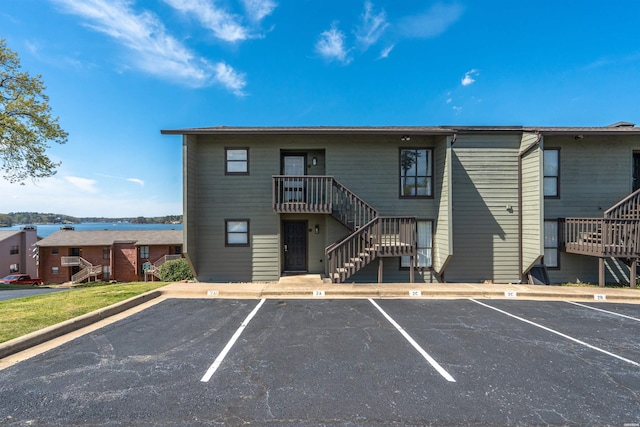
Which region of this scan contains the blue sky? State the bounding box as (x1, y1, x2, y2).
(2, 0, 640, 218)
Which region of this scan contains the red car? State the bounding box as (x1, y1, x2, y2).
(0, 274, 43, 286)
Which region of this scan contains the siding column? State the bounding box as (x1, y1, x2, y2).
(631, 259, 637, 289)
(378, 259, 383, 284)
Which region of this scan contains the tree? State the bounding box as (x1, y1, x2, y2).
(0, 39, 67, 183)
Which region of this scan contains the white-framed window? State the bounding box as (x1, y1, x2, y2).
(226, 220, 250, 246)
(544, 149, 560, 198)
(401, 220, 433, 268)
(226, 148, 249, 174)
(544, 220, 559, 268)
(52, 266, 59, 274)
(10, 263, 19, 273)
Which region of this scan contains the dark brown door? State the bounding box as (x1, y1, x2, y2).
(283, 221, 307, 272)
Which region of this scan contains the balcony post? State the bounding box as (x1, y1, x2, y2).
(599, 257, 605, 287)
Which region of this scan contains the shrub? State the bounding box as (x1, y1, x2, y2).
(157, 258, 194, 282)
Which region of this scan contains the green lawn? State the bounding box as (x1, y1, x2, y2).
(0, 282, 168, 343)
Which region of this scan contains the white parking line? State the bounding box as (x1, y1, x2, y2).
(201, 298, 266, 383)
(470, 299, 640, 367)
(566, 301, 640, 322)
(368, 298, 456, 382)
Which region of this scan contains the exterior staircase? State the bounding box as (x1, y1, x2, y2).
(564, 189, 640, 286)
(61, 256, 102, 283)
(273, 176, 416, 283)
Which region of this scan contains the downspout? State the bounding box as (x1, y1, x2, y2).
(518, 132, 542, 283)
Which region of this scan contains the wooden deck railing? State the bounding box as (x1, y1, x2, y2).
(564, 218, 640, 257)
(273, 176, 377, 230)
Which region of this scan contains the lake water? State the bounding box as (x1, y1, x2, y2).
(3, 222, 183, 238)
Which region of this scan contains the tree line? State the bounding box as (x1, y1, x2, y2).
(0, 212, 182, 227)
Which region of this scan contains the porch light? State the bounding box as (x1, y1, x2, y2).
(401, 135, 411, 141)
(315, 224, 320, 234)
(312, 157, 317, 165)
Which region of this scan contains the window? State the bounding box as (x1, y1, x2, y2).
(51, 248, 59, 255)
(52, 267, 59, 275)
(400, 148, 433, 197)
(102, 265, 111, 279)
(9, 245, 18, 255)
(544, 149, 559, 197)
(174, 246, 182, 255)
(401, 220, 433, 268)
(226, 148, 249, 174)
(103, 247, 110, 260)
(140, 246, 149, 259)
(544, 220, 559, 268)
(10, 264, 19, 273)
(226, 220, 250, 246)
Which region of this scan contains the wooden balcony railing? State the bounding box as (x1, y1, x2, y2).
(273, 176, 333, 213)
(273, 176, 377, 230)
(564, 218, 640, 257)
(605, 188, 640, 219)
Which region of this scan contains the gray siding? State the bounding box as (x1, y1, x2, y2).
(520, 132, 543, 274)
(446, 134, 521, 283)
(183, 135, 199, 275)
(433, 136, 452, 275)
(544, 134, 640, 284)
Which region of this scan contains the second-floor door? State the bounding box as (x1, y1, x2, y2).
(282, 154, 306, 202)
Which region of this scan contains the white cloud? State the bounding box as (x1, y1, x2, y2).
(378, 44, 394, 59)
(398, 3, 464, 39)
(162, 0, 249, 42)
(126, 178, 145, 186)
(65, 176, 99, 193)
(51, 0, 247, 94)
(355, 1, 389, 51)
(0, 176, 179, 217)
(214, 62, 247, 96)
(315, 23, 351, 64)
(240, 0, 277, 22)
(461, 69, 478, 86)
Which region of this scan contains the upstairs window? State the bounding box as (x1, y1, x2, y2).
(226, 148, 249, 174)
(9, 245, 18, 255)
(544, 149, 560, 198)
(400, 148, 433, 197)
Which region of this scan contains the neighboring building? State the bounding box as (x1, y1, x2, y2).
(161, 123, 640, 286)
(0, 227, 39, 278)
(37, 229, 183, 284)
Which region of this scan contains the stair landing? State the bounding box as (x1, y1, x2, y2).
(278, 274, 331, 285)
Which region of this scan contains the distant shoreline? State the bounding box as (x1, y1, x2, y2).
(2, 222, 183, 238)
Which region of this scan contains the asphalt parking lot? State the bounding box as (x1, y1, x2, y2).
(1, 298, 639, 426)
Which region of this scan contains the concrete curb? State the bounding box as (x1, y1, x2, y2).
(0, 290, 162, 359)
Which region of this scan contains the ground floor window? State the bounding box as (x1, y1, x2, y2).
(140, 246, 149, 259)
(9, 263, 19, 273)
(401, 220, 433, 268)
(544, 220, 559, 268)
(226, 219, 250, 246)
(103, 265, 111, 279)
(52, 266, 59, 274)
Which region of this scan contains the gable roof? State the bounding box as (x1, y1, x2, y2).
(37, 230, 183, 247)
(0, 230, 22, 242)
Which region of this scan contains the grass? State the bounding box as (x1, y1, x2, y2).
(0, 281, 168, 344)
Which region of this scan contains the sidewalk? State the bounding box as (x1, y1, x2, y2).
(161, 280, 640, 302)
